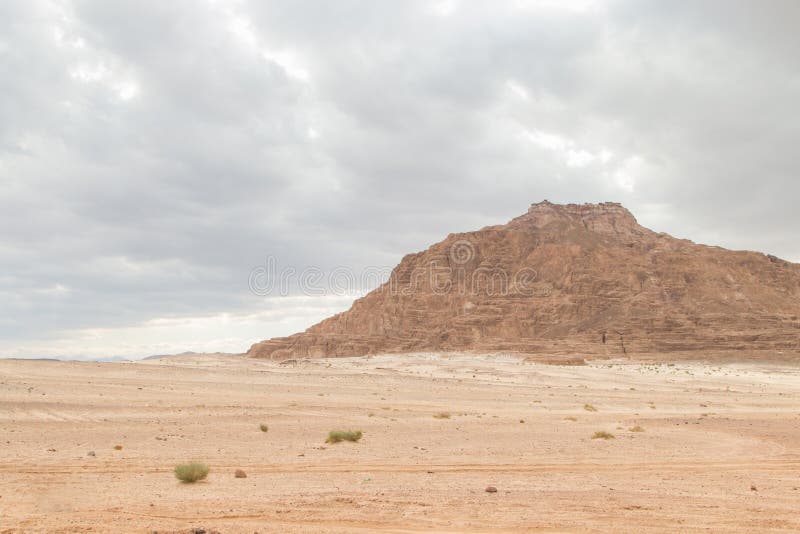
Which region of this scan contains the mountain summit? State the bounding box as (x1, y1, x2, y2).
(248, 201, 800, 360)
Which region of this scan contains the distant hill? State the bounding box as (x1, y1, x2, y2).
(142, 351, 241, 361)
(142, 351, 199, 360)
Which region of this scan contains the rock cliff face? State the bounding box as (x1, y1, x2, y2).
(248, 201, 800, 360)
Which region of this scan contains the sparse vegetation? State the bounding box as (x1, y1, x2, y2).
(433, 412, 451, 419)
(591, 431, 615, 440)
(326, 430, 363, 443)
(259, 423, 269, 432)
(174, 462, 209, 483)
(113, 445, 123, 450)
(564, 416, 577, 421)
(629, 425, 645, 432)
(583, 404, 598, 412)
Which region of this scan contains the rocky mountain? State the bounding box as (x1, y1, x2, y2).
(248, 201, 800, 360)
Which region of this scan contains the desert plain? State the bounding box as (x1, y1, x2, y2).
(1, 353, 800, 533)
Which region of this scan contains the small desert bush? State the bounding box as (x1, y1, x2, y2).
(591, 431, 615, 440)
(326, 430, 363, 443)
(629, 425, 645, 432)
(259, 423, 268, 432)
(113, 445, 123, 450)
(564, 416, 577, 422)
(174, 462, 209, 483)
(583, 404, 598, 412)
(433, 412, 451, 419)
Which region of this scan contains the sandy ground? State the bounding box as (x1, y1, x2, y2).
(1, 353, 800, 533)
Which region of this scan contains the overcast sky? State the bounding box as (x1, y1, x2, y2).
(1, 0, 798, 359)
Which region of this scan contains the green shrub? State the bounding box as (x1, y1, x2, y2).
(325, 430, 362, 443)
(174, 462, 209, 483)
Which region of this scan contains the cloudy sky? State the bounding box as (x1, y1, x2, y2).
(1, 0, 798, 359)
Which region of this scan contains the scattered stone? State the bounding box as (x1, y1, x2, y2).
(235, 469, 247, 478)
(485, 486, 498, 493)
(750, 485, 758, 492)
(87, 451, 96, 457)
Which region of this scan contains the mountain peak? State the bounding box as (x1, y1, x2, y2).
(509, 200, 644, 236)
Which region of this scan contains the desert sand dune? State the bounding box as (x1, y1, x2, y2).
(1, 353, 800, 532)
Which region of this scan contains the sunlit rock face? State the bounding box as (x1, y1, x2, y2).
(248, 201, 800, 360)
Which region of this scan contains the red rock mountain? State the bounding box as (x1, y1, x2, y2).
(248, 201, 800, 360)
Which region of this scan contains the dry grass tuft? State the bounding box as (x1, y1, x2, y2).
(591, 431, 615, 440)
(433, 412, 451, 419)
(583, 404, 598, 412)
(174, 462, 209, 483)
(259, 424, 268, 432)
(326, 430, 363, 443)
(629, 425, 645, 432)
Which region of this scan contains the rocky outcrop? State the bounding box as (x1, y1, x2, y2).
(248, 201, 800, 360)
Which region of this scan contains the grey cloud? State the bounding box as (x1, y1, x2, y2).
(1, 0, 798, 357)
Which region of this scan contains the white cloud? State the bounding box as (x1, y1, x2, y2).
(69, 62, 110, 82)
(608, 155, 646, 193)
(69, 62, 140, 101)
(514, 0, 601, 13)
(1, 295, 355, 360)
(262, 50, 311, 82)
(522, 128, 609, 169)
(505, 79, 530, 101)
(430, 0, 460, 17)
(225, 8, 310, 82)
(34, 284, 71, 296)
